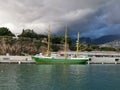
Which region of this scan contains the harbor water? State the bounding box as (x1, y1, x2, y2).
(0, 64, 120, 90)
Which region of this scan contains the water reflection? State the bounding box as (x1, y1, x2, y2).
(0, 64, 120, 90)
(0, 64, 19, 90)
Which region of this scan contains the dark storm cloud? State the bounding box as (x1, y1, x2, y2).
(0, 0, 119, 38)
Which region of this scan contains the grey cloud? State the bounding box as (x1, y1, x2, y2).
(0, 0, 119, 38)
(79, 0, 120, 38)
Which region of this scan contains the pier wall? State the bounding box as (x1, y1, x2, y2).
(88, 57, 120, 64)
(0, 55, 35, 64)
(0, 55, 120, 64)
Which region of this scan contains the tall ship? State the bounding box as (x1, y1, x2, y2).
(32, 25, 89, 64)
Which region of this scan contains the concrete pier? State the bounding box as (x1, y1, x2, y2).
(87, 57, 120, 64)
(57, 51, 120, 64)
(0, 55, 35, 64)
(0, 55, 120, 64)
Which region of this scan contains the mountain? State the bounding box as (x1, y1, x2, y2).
(80, 37, 93, 44)
(76, 35, 120, 46)
(72, 37, 92, 44)
(100, 40, 120, 48)
(93, 35, 120, 44)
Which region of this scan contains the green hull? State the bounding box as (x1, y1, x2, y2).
(32, 57, 88, 64)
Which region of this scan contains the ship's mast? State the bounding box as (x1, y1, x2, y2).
(64, 25, 67, 59)
(76, 32, 80, 58)
(47, 24, 51, 56)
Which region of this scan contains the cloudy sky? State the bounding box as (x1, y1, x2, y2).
(0, 0, 120, 38)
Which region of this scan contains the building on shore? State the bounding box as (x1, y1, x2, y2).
(57, 51, 120, 57)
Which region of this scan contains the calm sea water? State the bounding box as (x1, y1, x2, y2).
(0, 64, 120, 90)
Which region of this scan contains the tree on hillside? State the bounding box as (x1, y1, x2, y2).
(0, 27, 15, 36)
(69, 44, 76, 51)
(19, 29, 47, 39)
(51, 44, 60, 52)
(19, 29, 38, 38)
(60, 36, 72, 45)
(51, 35, 62, 44)
(100, 46, 116, 51)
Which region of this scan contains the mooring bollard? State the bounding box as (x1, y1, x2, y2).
(102, 62, 104, 64)
(18, 61, 21, 64)
(88, 61, 90, 64)
(115, 59, 119, 64)
(88, 58, 91, 64)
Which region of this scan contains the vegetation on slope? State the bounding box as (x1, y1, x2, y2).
(0, 27, 119, 55)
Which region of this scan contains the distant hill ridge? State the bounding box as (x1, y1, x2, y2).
(78, 35, 120, 45)
(93, 35, 120, 44)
